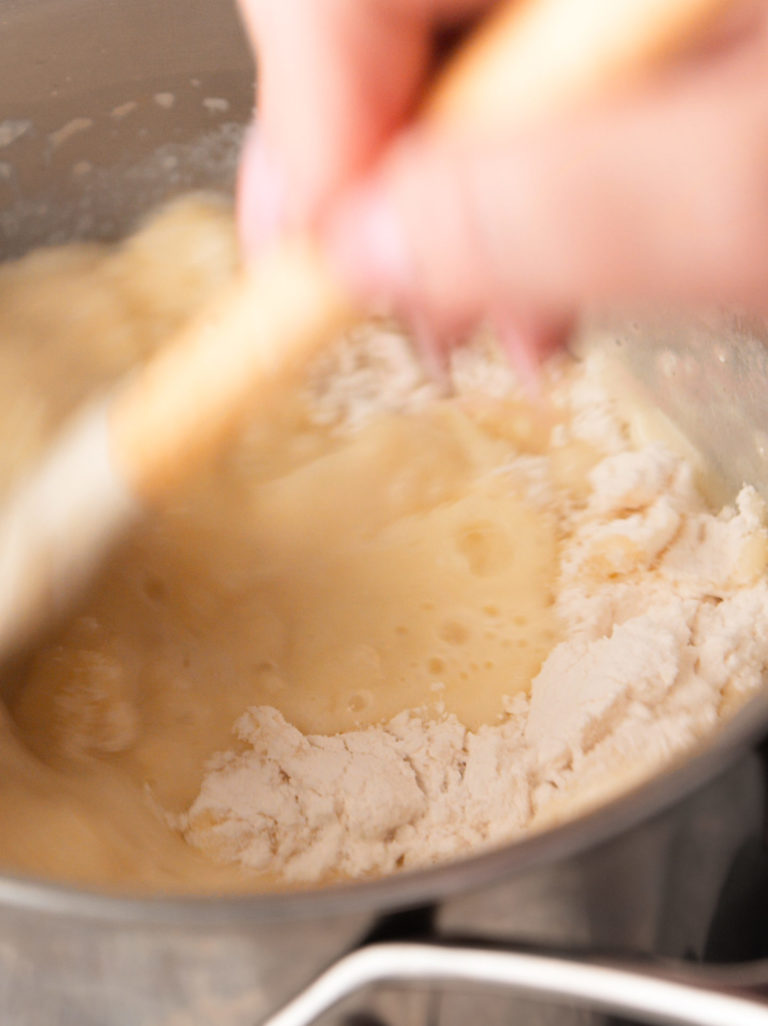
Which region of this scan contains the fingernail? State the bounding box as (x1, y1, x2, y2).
(410, 312, 450, 385)
(237, 128, 285, 259)
(496, 322, 543, 399)
(325, 182, 412, 301)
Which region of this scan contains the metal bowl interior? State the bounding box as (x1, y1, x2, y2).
(1, 0, 768, 927)
(0, 0, 253, 255)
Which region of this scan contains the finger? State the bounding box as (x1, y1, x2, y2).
(494, 315, 573, 394)
(325, 27, 768, 326)
(236, 0, 493, 251)
(237, 0, 469, 218)
(669, 0, 768, 64)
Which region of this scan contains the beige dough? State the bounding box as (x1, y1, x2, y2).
(0, 195, 765, 892)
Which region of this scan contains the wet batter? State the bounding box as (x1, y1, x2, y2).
(0, 196, 573, 890)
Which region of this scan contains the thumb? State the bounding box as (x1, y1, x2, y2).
(323, 39, 768, 330)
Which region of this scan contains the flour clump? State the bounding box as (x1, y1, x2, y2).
(180, 328, 768, 884)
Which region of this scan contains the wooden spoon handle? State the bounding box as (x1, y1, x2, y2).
(428, 0, 733, 133)
(111, 0, 734, 503)
(110, 239, 353, 499)
(0, 0, 735, 666)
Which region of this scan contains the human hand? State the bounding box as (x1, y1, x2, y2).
(237, 0, 768, 369)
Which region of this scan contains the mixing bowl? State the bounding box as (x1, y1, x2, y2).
(3, 2, 768, 1024)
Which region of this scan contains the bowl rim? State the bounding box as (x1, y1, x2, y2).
(0, 687, 765, 927)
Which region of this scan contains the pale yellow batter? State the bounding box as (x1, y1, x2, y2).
(0, 196, 575, 891)
(4, 196, 764, 893)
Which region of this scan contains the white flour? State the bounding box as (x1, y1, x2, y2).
(180, 333, 768, 884)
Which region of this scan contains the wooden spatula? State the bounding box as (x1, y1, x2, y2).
(0, 0, 734, 664)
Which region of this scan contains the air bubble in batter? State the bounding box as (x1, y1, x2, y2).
(255, 661, 284, 694)
(348, 690, 373, 713)
(440, 620, 469, 645)
(455, 523, 506, 576)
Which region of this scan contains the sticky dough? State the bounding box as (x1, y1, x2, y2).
(0, 195, 766, 892)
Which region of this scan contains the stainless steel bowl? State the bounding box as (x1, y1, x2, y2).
(2, 3, 768, 1024)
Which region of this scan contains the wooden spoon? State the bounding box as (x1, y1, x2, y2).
(0, 0, 734, 664)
